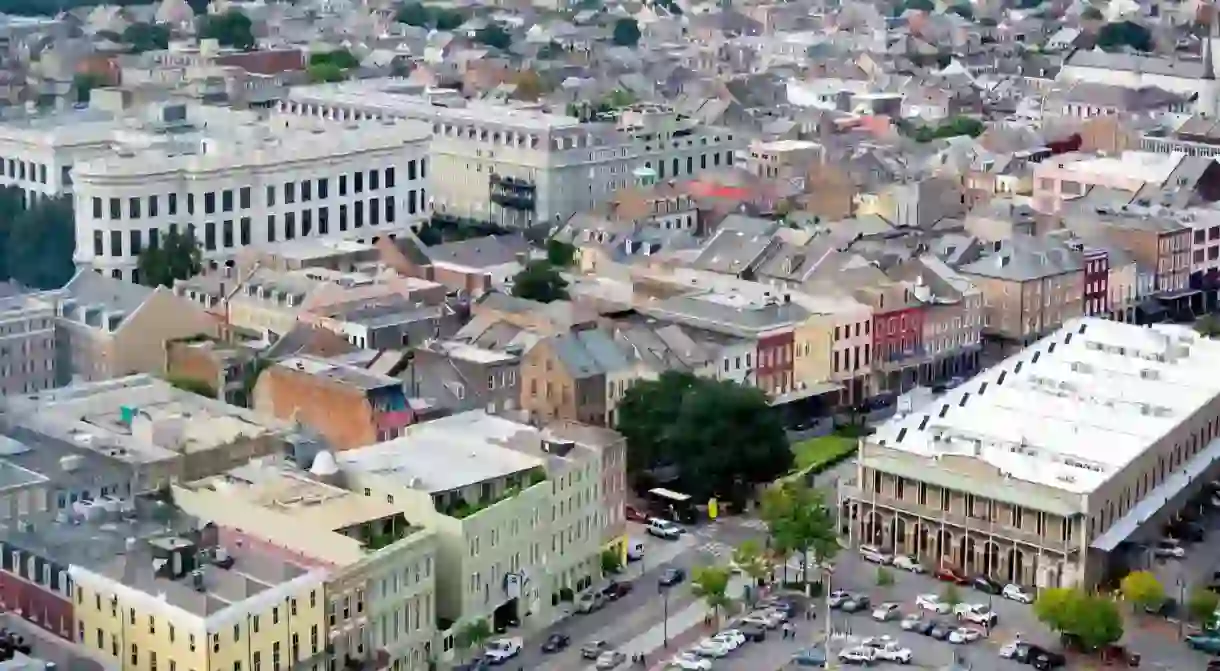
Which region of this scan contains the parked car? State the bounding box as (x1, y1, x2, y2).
(594, 650, 625, 670)
(1002, 583, 1034, 604)
(892, 554, 925, 573)
(759, 597, 798, 617)
(841, 594, 871, 613)
(658, 567, 686, 587)
(1154, 540, 1187, 558)
(742, 609, 785, 628)
(899, 614, 924, 631)
(858, 544, 893, 565)
(871, 603, 901, 622)
(691, 639, 732, 658)
(928, 622, 953, 640)
(933, 566, 969, 584)
(792, 646, 828, 667)
(710, 631, 744, 650)
(668, 652, 712, 670)
(540, 633, 569, 653)
(1031, 650, 1067, 670)
(738, 624, 767, 642)
(971, 575, 1002, 595)
(1188, 634, 1220, 654)
(647, 518, 682, 540)
(601, 580, 632, 600)
(625, 505, 647, 522)
(576, 591, 606, 613)
(838, 647, 876, 666)
(483, 637, 523, 665)
(827, 590, 852, 609)
(916, 594, 952, 614)
(954, 603, 998, 626)
(912, 619, 938, 636)
(948, 627, 982, 644)
(873, 642, 913, 664)
(581, 640, 609, 660)
(999, 641, 1028, 659)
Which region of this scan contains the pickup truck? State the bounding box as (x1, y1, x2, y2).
(483, 637, 523, 665)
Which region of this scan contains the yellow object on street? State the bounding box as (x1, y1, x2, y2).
(708, 498, 718, 519)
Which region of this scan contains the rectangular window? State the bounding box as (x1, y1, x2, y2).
(130, 644, 138, 666)
(339, 204, 348, 231)
(285, 182, 296, 204)
(385, 197, 395, 223)
(92, 197, 103, 219)
(369, 199, 380, 227)
(408, 190, 417, 215)
(130, 230, 143, 255)
(205, 222, 216, 250)
(266, 185, 276, 207)
(149, 195, 158, 218)
(150, 228, 159, 250)
(302, 209, 312, 236)
(109, 198, 121, 220)
(221, 189, 233, 212)
(339, 174, 348, 196)
(285, 212, 295, 239)
(407, 160, 416, 181)
(239, 186, 251, 209)
(267, 214, 276, 242)
(168, 193, 178, 215)
(302, 180, 312, 202)
(110, 231, 122, 257)
(240, 217, 251, 245)
(187, 193, 195, 215)
(354, 200, 364, 228)
(222, 220, 233, 248)
(354, 171, 364, 193)
(204, 192, 216, 215)
(370, 169, 380, 190)
(421, 158, 426, 179)
(386, 167, 396, 188)
(94, 231, 103, 256)
(318, 178, 329, 199)
(319, 207, 329, 234)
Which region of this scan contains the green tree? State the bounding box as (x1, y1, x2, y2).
(511, 260, 568, 303)
(434, 8, 465, 30)
(73, 72, 105, 104)
(1074, 593, 1124, 649)
(454, 619, 492, 661)
(395, 1, 430, 26)
(759, 481, 838, 592)
(1034, 587, 1079, 634)
(199, 10, 255, 50)
(137, 227, 202, 288)
(1197, 314, 1220, 337)
(612, 18, 641, 46)
(309, 48, 359, 69)
(3, 195, 77, 289)
(1097, 20, 1153, 53)
(1119, 571, 1165, 611)
(876, 567, 895, 588)
(691, 565, 733, 624)
(1188, 587, 1220, 623)
(474, 24, 512, 50)
(307, 63, 347, 83)
(941, 584, 962, 609)
(732, 539, 769, 605)
(605, 88, 636, 108)
(601, 548, 622, 574)
(617, 371, 794, 497)
(512, 69, 546, 101)
(122, 22, 170, 52)
(1081, 5, 1104, 20)
(545, 238, 576, 267)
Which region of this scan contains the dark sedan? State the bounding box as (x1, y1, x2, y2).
(659, 567, 686, 587)
(540, 634, 569, 653)
(971, 575, 1002, 595)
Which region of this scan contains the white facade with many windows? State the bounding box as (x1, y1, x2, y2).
(282, 80, 743, 228)
(62, 103, 430, 283)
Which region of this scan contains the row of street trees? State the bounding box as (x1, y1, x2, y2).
(0, 187, 77, 289)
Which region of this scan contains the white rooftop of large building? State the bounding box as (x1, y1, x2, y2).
(873, 318, 1220, 494)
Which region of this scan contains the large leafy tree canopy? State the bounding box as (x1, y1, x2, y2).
(511, 260, 568, 303)
(615, 371, 792, 497)
(137, 228, 202, 288)
(1097, 21, 1153, 53)
(199, 10, 255, 50)
(0, 187, 77, 289)
(760, 481, 839, 571)
(1033, 587, 1124, 649)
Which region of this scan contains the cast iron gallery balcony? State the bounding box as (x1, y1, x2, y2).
(490, 174, 536, 211)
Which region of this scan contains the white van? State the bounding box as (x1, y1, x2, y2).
(626, 540, 645, 561)
(647, 518, 681, 540)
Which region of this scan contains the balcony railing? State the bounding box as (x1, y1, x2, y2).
(490, 174, 537, 212)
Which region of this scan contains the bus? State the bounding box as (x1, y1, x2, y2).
(647, 487, 697, 524)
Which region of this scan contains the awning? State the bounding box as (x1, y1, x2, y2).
(1090, 434, 1220, 552)
(1136, 299, 1167, 317)
(1157, 288, 1202, 300)
(769, 381, 843, 406)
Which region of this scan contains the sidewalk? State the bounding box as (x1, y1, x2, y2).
(618, 600, 710, 669)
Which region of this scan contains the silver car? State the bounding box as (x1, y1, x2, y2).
(594, 650, 626, 670)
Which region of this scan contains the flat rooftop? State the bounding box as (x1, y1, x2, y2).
(336, 412, 545, 493)
(287, 79, 580, 132)
(11, 375, 288, 462)
(871, 318, 1220, 493)
(277, 355, 401, 391)
(425, 340, 518, 365)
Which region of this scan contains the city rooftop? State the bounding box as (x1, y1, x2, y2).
(872, 318, 1220, 493)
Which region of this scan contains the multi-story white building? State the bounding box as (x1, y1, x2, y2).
(0, 108, 125, 204)
(280, 79, 744, 227)
(70, 103, 430, 282)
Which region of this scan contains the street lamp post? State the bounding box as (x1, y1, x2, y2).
(659, 584, 671, 648)
(1177, 576, 1187, 639)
